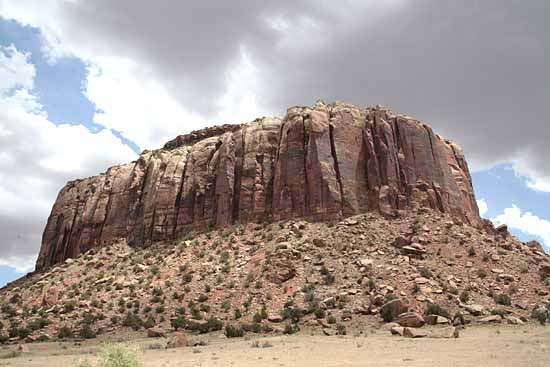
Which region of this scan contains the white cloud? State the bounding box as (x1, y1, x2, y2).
(477, 198, 488, 217)
(0, 44, 35, 93)
(84, 57, 207, 149)
(491, 205, 550, 250)
(0, 44, 137, 273)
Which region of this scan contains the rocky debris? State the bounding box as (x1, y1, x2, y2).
(1, 202, 547, 344)
(390, 326, 405, 336)
(267, 314, 283, 323)
(525, 240, 546, 254)
(394, 312, 425, 328)
(496, 224, 508, 236)
(401, 243, 426, 257)
(166, 333, 188, 348)
(425, 315, 450, 325)
(392, 236, 411, 249)
(429, 326, 459, 339)
(36, 102, 481, 270)
(478, 315, 502, 324)
(403, 327, 429, 338)
(462, 304, 484, 316)
(147, 328, 166, 338)
(504, 316, 524, 325)
(380, 299, 408, 321)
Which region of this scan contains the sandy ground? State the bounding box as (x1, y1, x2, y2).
(1, 325, 549, 367)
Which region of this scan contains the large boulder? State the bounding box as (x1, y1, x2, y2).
(166, 333, 188, 348)
(380, 299, 408, 322)
(394, 312, 425, 328)
(429, 327, 459, 339)
(403, 327, 428, 338)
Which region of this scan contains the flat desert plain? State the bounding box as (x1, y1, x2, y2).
(1, 325, 549, 367)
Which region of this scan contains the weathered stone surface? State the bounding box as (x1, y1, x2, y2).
(147, 328, 166, 338)
(425, 314, 450, 325)
(380, 299, 408, 321)
(429, 326, 459, 338)
(36, 102, 481, 270)
(166, 333, 188, 348)
(403, 327, 428, 338)
(394, 312, 425, 328)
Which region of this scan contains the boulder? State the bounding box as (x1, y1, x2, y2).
(464, 304, 484, 316)
(380, 299, 408, 321)
(429, 326, 459, 339)
(166, 333, 188, 348)
(267, 314, 283, 323)
(147, 328, 166, 338)
(478, 315, 502, 324)
(395, 312, 425, 328)
(425, 314, 450, 325)
(393, 236, 411, 249)
(403, 327, 428, 338)
(390, 326, 405, 336)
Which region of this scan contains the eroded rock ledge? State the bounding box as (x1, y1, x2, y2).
(36, 101, 480, 270)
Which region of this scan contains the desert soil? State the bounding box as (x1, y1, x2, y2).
(1, 325, 549, 367)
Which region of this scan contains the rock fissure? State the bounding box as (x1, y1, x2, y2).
(36, 102, 481, 270)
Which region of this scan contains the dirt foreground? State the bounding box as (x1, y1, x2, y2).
(1, 325, 549, 367)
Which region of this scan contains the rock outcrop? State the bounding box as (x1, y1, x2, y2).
(36, 101, 480, 270)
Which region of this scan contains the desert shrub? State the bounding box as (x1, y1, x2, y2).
(380, 306, 394, 322)
(99, 344, 143, 367)
(224, 324, 245, 338)
(336, 323, 347, 335)
(477, 269, 487, 278)
(79, 325, 96, 339)
(171, 316, 186, 331)
(187, 317, 223, 334)
(419, 267, 433, 279)
(459, 290, 470, 303)
(58, 326, 74, 339)
(425, 303, 450, 319)
(122, 312, 143, 331)
(494, 293, 511, 306)
(283, 323, 298, 335)
(28, 317, 51, 331)
(367, 278, 376, 291)
(0, 335, 8, 344)
(143, 316, 156, 329)
(314, 307, 326, 319)
(327, 315, 337, 324)
(468, 246, 476, 257)
(63, 300, 77, 313)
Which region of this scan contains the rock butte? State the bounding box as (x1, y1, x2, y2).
(36, 101, 480, 270)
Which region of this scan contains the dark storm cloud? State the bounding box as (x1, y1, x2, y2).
(40, 0, 549, 182)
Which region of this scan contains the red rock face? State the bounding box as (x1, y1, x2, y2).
(36, 102, 480, 270)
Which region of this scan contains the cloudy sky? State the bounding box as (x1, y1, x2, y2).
(0, 0, 549, 286)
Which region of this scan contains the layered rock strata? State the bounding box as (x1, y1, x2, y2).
(36, 102, 480, 270)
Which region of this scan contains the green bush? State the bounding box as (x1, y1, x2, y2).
(122, 312, 143, 331)
(58, 326, 74, 339)
(494, 293, 511, 306)
(425, 303, 450, 319)
(98, 344, 143, 367)
(327, 315, 337, 324)
(79, 325, 96, 339)
(336, 323, 347, 335)
(170, 316, 186, 331)
(380, 306, 394, 322)
(419, 267, 433, 279)
(144, 316, 156, 329)
(459, 290, 470, 303)
(224, 324, 245, 338)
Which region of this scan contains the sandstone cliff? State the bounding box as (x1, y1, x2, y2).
(36, 101, 480, 270)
